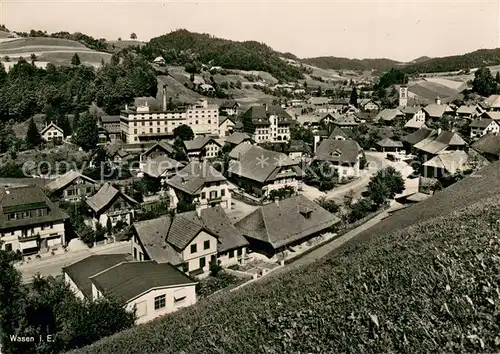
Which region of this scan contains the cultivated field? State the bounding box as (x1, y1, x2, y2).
(0, 36, 112, 66)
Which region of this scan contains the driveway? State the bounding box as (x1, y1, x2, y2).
(19, 241, 131, 283)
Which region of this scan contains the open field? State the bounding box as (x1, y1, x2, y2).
(108, 39, 146, 51)
(0, 36, 111, 66)
(70, 161, 500, 354)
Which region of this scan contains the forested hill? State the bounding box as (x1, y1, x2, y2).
(143, 29, 305, 81)
(301, 56, 401, 71)
(400, 48, 500, 74)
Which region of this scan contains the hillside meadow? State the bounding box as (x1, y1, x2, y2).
(69, 162, 500, 354)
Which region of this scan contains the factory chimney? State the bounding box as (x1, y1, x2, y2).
(162, 85, 167, 111)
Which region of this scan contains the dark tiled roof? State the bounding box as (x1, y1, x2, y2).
(100, 115, 121, 123)
(62, 254, 132, 299)
(0, 185, 69, 229)
(241, 105, 293, 126)
(45, 171, 98, 192)
(220, 100, 239, 109)
(315, 139, 361, 164)
(328, 127, 354, 140)
(142, 156, 185, 178)
(225, 132, 253, 146)
(414, 131, 467, 155)
(401, 127, 436, 145)
(235, 195, 341, 249)
(472, 134, 500, 156)
(168, 162, 227, 195)
(470, 118, 495, 129)
(86, 183, 138, 213)
(90, 261, 197, 302)
(227, 145, 302, 183)
(183, 136, 223, 151)
(142, 141, 175, 158)
(40, 122, 63, 135)
(200, 206, 249, 252)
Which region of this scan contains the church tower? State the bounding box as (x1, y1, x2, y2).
(399, 85, 408, 107)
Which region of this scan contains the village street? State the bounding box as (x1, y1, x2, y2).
(18, 240, 130, 283)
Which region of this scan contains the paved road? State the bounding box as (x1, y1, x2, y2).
(19, 241, 131, 283)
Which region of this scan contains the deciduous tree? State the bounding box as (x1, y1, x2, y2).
(74, 113, 99, 151)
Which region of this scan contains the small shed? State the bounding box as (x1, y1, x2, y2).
(376, 137, 404, 153)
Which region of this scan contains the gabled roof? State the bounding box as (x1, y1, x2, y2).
(40, 122, 63, 135)
(62, 254, 133, 299)
(220, 100, 239, 109)
(308, 97, 330, 105)
(414, 131, 466, 155)
(227, 145, 302, 183)
(183, 136, 223, 152)
(100, 115, 121, 123)
(423, 104, 449, 118)
(86, 183, 138, 214)
(422, 150, 469, 174)
(482, 111, 500, 121)
(241, 105, 293, 125)
(199, 206, 249, 252)
(375, 108, 404, 122)
(401, 127, 436, 145)
(142, 141, 175, 158)
(228, 142, 254, 160)
(472, 133, 500, 156)
(376, 137, 404, 148)
(328, 127, 354, 140)
(0, 185, 69, 229)
(142, 155, 185, 178)
(315, 139, 361, 164)
(235, 195, 341, 249)
(89, 261, 197, 302)
(225, 132, 253, 146)
(218, 115, 236, 126)
(456, 105, 476, 115)
(45, 170, 98, 192)
(167, 161, 226, 195)
(404, 117, 426, 130)
(470, 118, 496, 129)
(485, 94, 500, 109)
(334, 115, 359, 126)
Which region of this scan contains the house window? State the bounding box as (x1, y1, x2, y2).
(237, 248, 243, 257)
(229, 250, 235, 258)
(199, 257, 206, 269)
(201, 192, 206, 199)
(190, 244, 197, 254)
(210, 191, 217, 199)
(133, 248, 137, 259)
(221, 189, 225, 197)
(149, 128, 153, 133)
(5, 243, 12, 251)
(154, 294, 166, 310)
(203, 240, 210, 250)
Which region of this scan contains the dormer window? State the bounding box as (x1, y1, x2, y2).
(298, 205, 312, 218)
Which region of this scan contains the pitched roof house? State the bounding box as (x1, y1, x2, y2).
(45, 171, 99, 201)
(219, 100, 240, 116)
(413, 130, 466, 156)
(485, 94, 500, 111)
(167, 161, 232, 211)
(235, 195, 341, 257)
(333, 115, 359, 128)
(375, 108, 404, 124)
(224, 132, 254, 147)
(376, 137, 404, 152)
(227, 145, 305, 197)
(401, 126, 436, 147)
(140, 141, 175, 164)
(63, 255, 197, 324)
(314, 139, 362, 181)
(421, 150, 470, 178)
(328, 126, 355, 140)
(183, 136, 225, 161)
(0, 185, 69, 255)
(218, 116, 236, 137)
(456, 105, 477, 119)
(142, 155, 185, 180)
(423, 103, 453, 120)
(86, 183, 138, 229)
(471, 133, 500, 161)
(132, 206, 249, 274)
(40, 122, 64, 143)
(469, 118, 500, 138)
(241, 104, 294, 143)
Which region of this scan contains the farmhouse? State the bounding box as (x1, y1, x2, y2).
(328, 126, 355, 140)
(86, 183, 138, 230)
(62, 255, 197, 324)
(219, 100, 240, 116)
(375, 108, 404, 124)
(98, 115, 121, 141)
(218, 116, 236, 137)
(471, 133, 500, 161)
(132, 206, 248, 273)
(45, 170, 99, 202)
(287, 140, 311, 159)
(333, 115, 359, 128)
(227, 145, 305, 197)
(40, 122, 64, 143)
(423, 99, 453, 121)
(421, 150, 470, 178)
(401, 126, 436, 153)
(469, 118, 500, 138)
(167, 161, 232, 211)
(120, 88, 219, 143)
(153, 56, 166, 65)
(139, 141, 175, 171)
(235, 195, 341, 257)
(241, 104, 293, 143)
(224, 132, 254, 147)
(183, 136, 225, 161)
(358, 99, 380, 111)
(0, 185, 68, 255)
(413, 129, 467, 159)
(485, 94, 500, 111)
(376, 137, 404, 153)
(314, 139, 362, 182)
(456, 105, 477, 119)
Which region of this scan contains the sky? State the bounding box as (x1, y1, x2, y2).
(1, 0, 499, 62)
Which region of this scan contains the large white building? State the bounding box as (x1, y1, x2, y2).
(241, 104, 293, 143)
(120, 88, 219, 143)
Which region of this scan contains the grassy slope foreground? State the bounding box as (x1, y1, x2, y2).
(70, 163, 500, 353)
